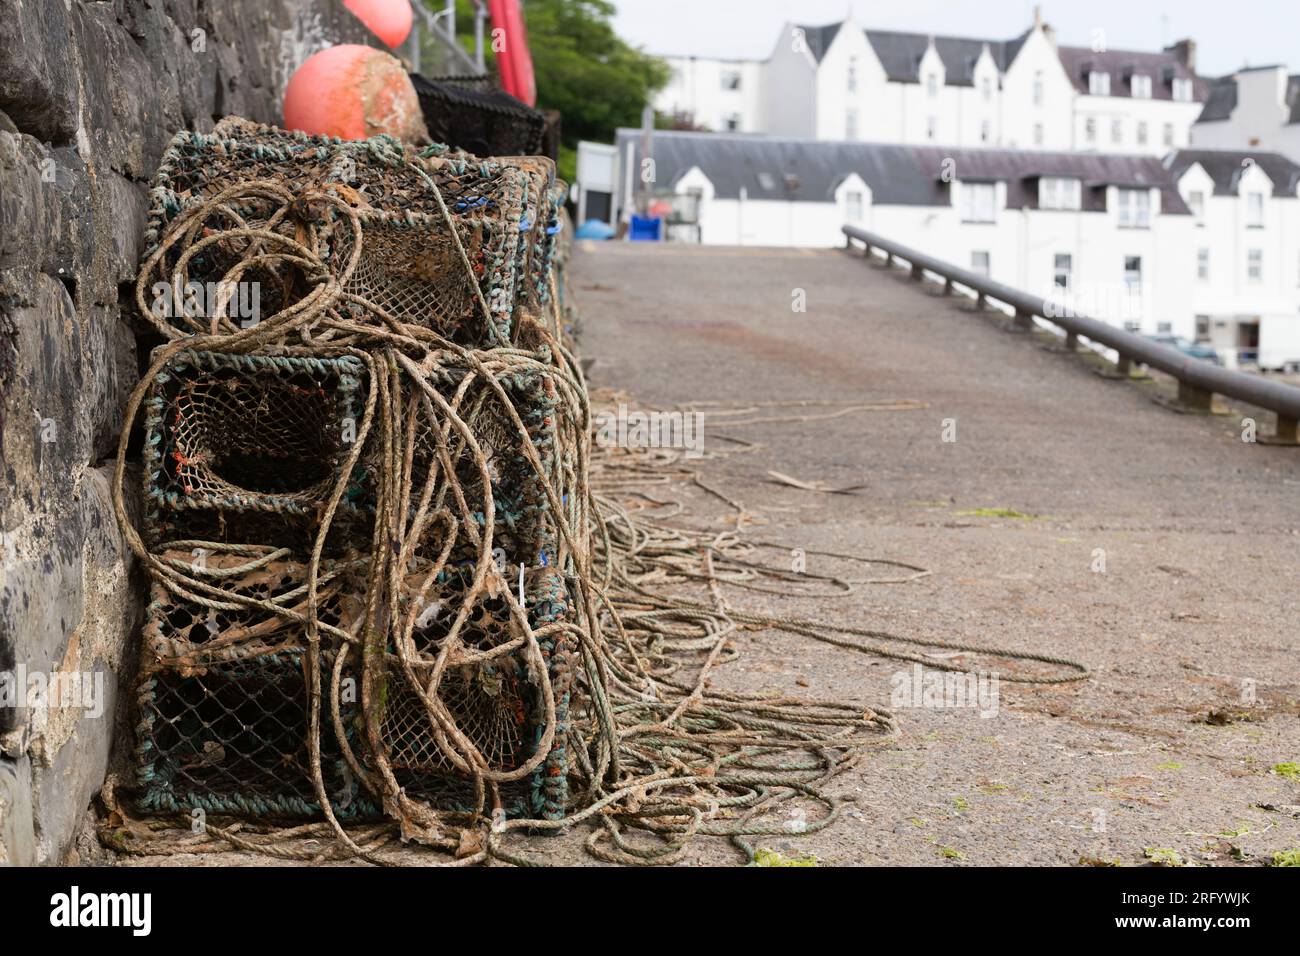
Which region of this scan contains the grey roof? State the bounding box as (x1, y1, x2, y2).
(1056, 46, 1206, 101)
(1193, 72, 1300, 125)
(793, 22, 842, 63)
(1196, 75, 1238, 122)
(1166, 149, 1300, 197)
(862, 28, 1029, 85)
(615, 129, 1193, 214)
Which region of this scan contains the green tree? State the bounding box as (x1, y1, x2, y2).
(433, 0, 668, 181)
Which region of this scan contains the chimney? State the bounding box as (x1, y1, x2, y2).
(1033, 5, 1043, 28)
(1166, 38, 1197, 74)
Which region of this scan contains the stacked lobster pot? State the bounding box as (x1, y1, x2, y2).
(124, 118, 585, 832)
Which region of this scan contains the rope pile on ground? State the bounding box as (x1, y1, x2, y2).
(101, 120, 1088, 866)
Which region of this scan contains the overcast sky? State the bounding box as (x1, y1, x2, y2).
(609, 0, 1297, 78)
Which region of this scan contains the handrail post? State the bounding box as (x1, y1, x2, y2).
(1013, 308, 1034, 332)
(1064, 330, 1078, 351)
(1116, 355, 1133, 378)
(1276, 414, 1299, 444)
(1177, 380, 1214, 412)
(910, 263, 924, 282)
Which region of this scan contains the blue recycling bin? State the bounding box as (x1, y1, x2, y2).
(629, 215, 663, 241)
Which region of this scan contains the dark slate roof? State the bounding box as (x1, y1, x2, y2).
(862, 29, 1029, 85)
(614, 129, 1193, 213)
(1196, 75, 1238, 122)
(1166, 149, 1300, 197)
(1194, 72, 1300, 125)
(1056, 46, 1206, 101)
(793, 22, 842, 63)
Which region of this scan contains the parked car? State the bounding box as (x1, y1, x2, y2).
(1146, 334, 1221, 365)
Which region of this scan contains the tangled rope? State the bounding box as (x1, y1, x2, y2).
(102, 133, 1089, 866)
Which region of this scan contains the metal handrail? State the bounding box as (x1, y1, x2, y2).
(842, 224, 1300, 439)
(406, 0, 482, 76)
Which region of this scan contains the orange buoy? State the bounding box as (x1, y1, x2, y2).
(343, 0, 413, 48)
(283, 45, 428, 142)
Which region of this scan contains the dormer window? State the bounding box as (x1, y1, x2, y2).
(1033, 71, 1044, 106)
(847, 57, 858, 93)
(959, 182, 997, 223)
(1172, 77, 1194, 102)
(1117, 188, 1152, 228)
(927, 73, 939, 96)
(982, 76, 993, 101)
(1089, 71, 1111, 96)
(1131, 74, 1152, 98)
(1039, 177, 1082, 210)
(721, 70, 741, 91)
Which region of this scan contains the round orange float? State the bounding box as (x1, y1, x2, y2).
(283, 45, 428, 142)
(343, 0, 413, 48)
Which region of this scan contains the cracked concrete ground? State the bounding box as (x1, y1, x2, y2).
(566, 240, 1300, 867)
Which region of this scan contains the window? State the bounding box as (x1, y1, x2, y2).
(1089, 71, 1111, 96)
(1173, 77, 1194, 102)
(971, 251, 991, 276)
(1131, 74, 1152, 98)
(725, 113, 741, 131)
(721, 70, 741, 91)
(1054, 253, 1073, 290)
(1197, 248, 1209, 280)
(1040, 177, 1082, 210)
(927, 115, 937, 141)
(1248, 248, 1263, 282)
(927, 73, 939, 97)
(1247, 192, 1264, 227)
(1136, 121, 1148, 146)
(1117, 188, 1151, 228)
(1085, 117, 1096, 144)
(960, 183, 997, 223)
(1033, 71, 1044, 106)
(845, 190, 864, 222)
(1111, 119, 1122, 144)
(982, 76, 992, 101)
(1157, 321, 1172, 334)
(1124, 321, 1141, 332)
(1163, 123, 1174, 147)
(846, 109, 858, 140)
(1124, 255, 1143, 293)
(1033, 123, 1044, 146)
(1188, 190, 1205, 223)
(1195, 315, 1211, 342)
(847, 57, 858, 93)
(980, 119, 991, 144)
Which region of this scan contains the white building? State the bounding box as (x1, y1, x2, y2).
(1190, 66, 1300, 163)
(653, 13, 1205, 155)
(1167, 149, 1300, 369)
(605, 128, 1197, 338)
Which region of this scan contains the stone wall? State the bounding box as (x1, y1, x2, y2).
(0, 0, 385, 865)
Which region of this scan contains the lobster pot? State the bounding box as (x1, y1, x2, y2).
(143, 118, 545, 345)
(141, 350, 370, 551)
(132, 550, 373, 819)
(379, 564, 572, 820)
(386, 365, 575, 818)
(411, 73, 547, 158)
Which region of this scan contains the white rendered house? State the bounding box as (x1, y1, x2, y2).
(1190, 66, 1300, 164)
(651, 12, 1205, 155)
(1167, 149, 1300, 369)
(604, 128, 1201, 343)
